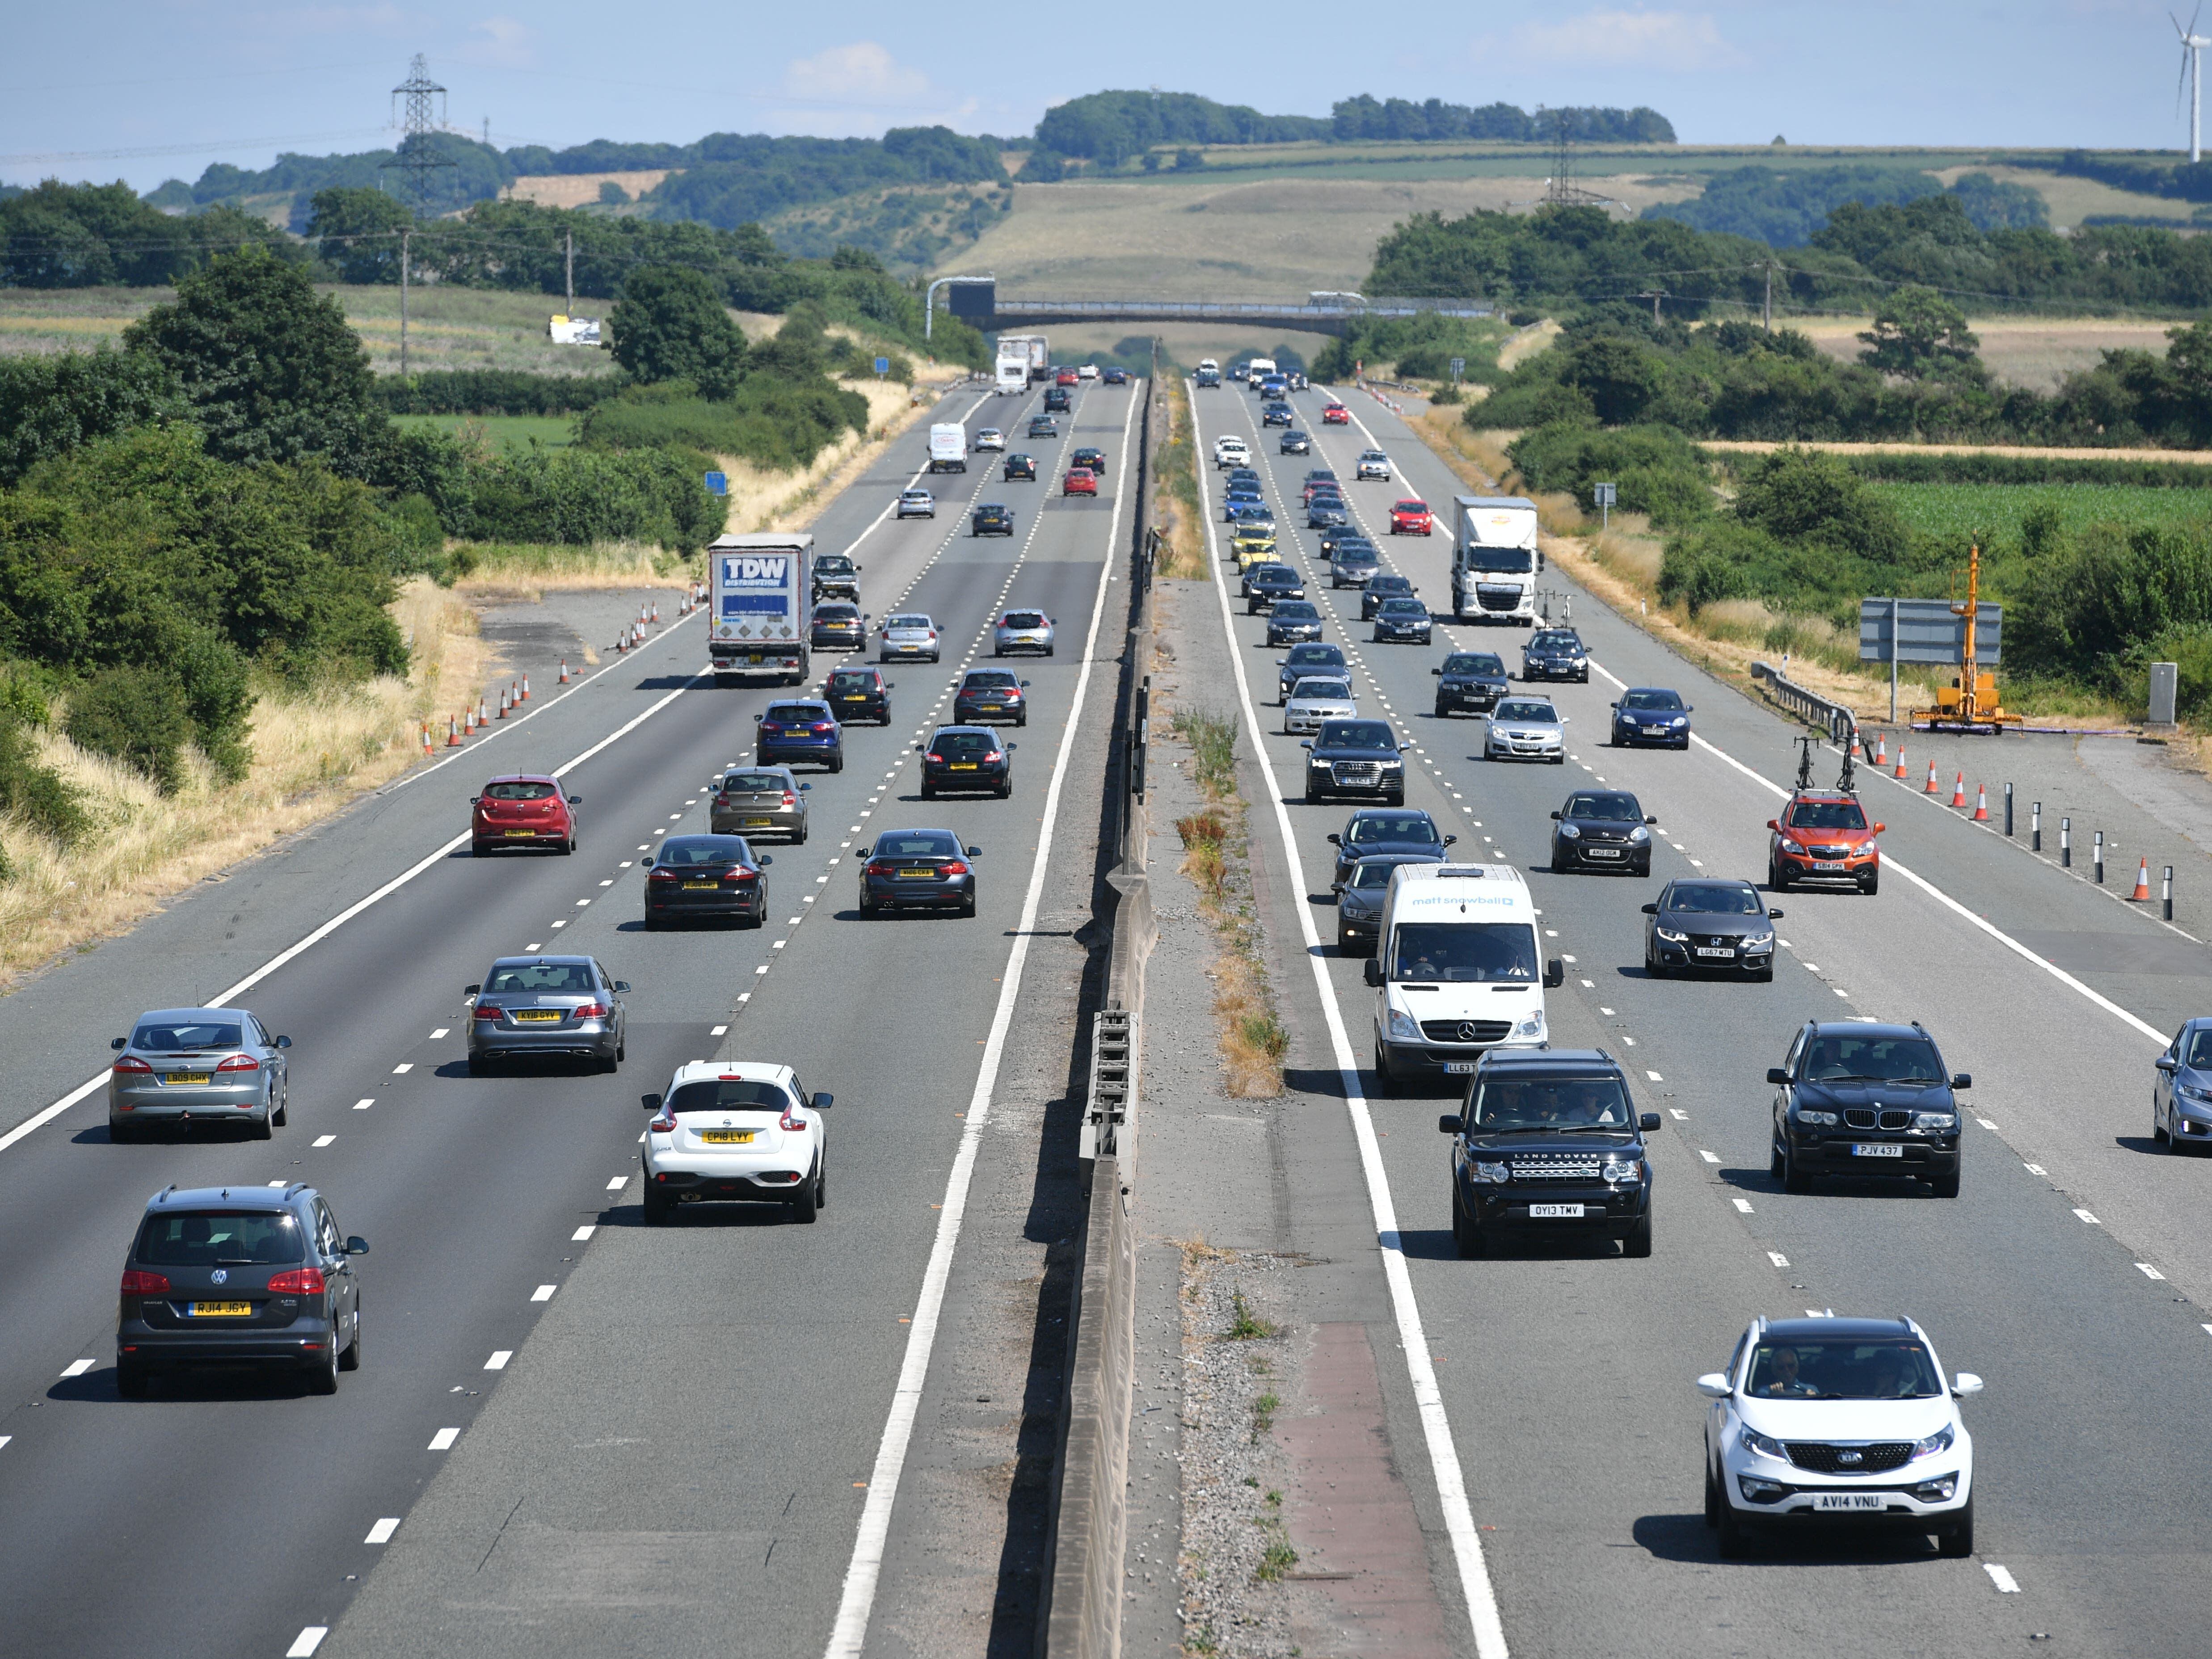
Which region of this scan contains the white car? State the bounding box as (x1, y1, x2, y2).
(641, 1060, 833, 1224)
(973, 429, 1007, 452)
(1213, 437, 1251, 469)
(1076, 363, 1099, 380)
(1701, 1315, 1980, 1558)
(1356, 449, 1392, 481)
(1483, 697, 1566, 763)
(1283, 676, 1358, 735)
(896, 488, 935, 519)
(879, 613, 941, 663)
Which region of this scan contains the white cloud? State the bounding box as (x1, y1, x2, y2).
(767, 41, 982, 135)
(1492, 8, 1746, 71)
(459, 15, 536, 68)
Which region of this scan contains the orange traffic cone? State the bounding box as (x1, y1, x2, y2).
(1874, 734, 1887, 769)
(559, 659, 570, 684)
(1850, 728, 1862, 758)
(1925, 759, 1941, 794)
(463, 708, 474, 736)
(2132, 858, 2152, 901)
(1972, 785, 1989, 821)
(497, 688, 508, 720)
(1950, 771, 1968, 809)
(477, 697, 488, 727)
(519, 675, 530, 702)
(447, 715, 460, 747)
(650, 601, 660, 624)
(1894, 743, 1907, 779)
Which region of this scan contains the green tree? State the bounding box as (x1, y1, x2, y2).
(1728, 445, 1912, 564)
(1858, 286, 1980, 379)
(124, 246, 380, 464)
(65, 664, 193, 794)
(1559, 334, 1667, 425)
(607, 264, 747, 396)
(0, 346, 184, 486)
(306, 187, 415, 284)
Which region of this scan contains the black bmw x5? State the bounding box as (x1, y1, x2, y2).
(1768, 1021, 1969, 1197)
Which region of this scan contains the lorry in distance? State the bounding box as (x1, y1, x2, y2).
(997, 334, 1049, 382)
(928, 423, 968, 472)
(708, 534, 813, 686)
(1451, 497, 1542, 626)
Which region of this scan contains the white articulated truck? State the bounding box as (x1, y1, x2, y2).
(997, 334, 1049, 383)
(927, 422, 968, 472)
(708, 533, 811, 686)
(1452, 496, 1543, 626)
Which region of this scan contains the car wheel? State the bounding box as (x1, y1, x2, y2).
(1704, 1461, 1721, 1529)
(1371, 1041, 1396, 1095)
(1770, 1136, 1786, 1180)
(339, 1308, 362, 1371)
(1769, 862, 1791, 893)
(560, 837, 575, 855)
(1929, 1169, 1961, 1199)
(273, 1090, 287, 1128)
(116, 1360, 150, 1399)
(252, 1107, 274, 1141)
(643, 1183, 673, 1226)
(1623, 1212, 1653, 1258)
(1754, 964, 1774, 983)
(468, 1054, 489, 1077)
(828, 755, 843, 774)
(305, 1335, 340, 1396)
(1860, 872, 1880, 897)
(1433, 703, 1449, 719)
(997, 780, 1012, 799)
(1047, 646, 1055, 657)
(1647, 948, 1667, 980)
(1549, 754, 1565, 765)
(1451, 1183, 1484, 1258)
(1782, 1138, 1812, 1195)
(1017, 712, 1028, 727)
(920, 784, 935, 800)
(643, 914, 661, 931)
(1715, 1490, 1748, 1558)
(790, 1162, 820, 1224)
(814, 1159, 828, 1209)
(960, 892, 977, 919)
(472, 841, 491, 858)
(1938, 1501, 1975, 1558)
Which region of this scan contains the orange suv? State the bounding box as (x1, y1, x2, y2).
(1767, 790, 1881, 895)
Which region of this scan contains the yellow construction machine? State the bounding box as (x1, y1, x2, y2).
(1911, 543, 2021, 734)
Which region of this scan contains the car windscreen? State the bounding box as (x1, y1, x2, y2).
(934, 731, 996, 754)
(876, 832, 959, 858)
(1287, 645, 1344, 665)
(1565, 793, 1640, 822)
(660, 837, 750, 867)
(1378, 598, 1426, 616)
(1316, 722, 1395, 751)
(1272, 602, 1319, 619)
(132, 1021, 244, 1051)
(826, 671, 876, 691)
(1394, 501, 1428, 513)
(1469, 1075, 1630, 1129)
(1746, 1339, 1942, 1400)
(764, 704, 824, 723)
(1466, 548, 1534, 573)
(1291, 678, 1351, 701)
(136, 1210, 304, 1267)
(1621, 689, 1683, 710)
(483, 781, 556, 801)
(1666, 883, 1762, 915)
(1494, 701, 1559, 723)
(814, 558, 854, 573)
(966, 671, 1019, 688)
(1392, 921, 1538, 983)
(814, 604, 858, 619)
(486, 962, 595, 994)
(1801, 1034, 1945, 1084)
(667, 1079, 793, 1116)
(1368, 576, 1411, 592)
(1349, 813, 1437, 845)
(721, 772, 787, 792)
(1443, 654, 1505, 675)
(885, 615, 931, 631)
(1347, 860, 1410, 889)
(1531, 632, 1581, 651)
(1002, 612, 1045, 627)
(1787, 801, 1868, 830)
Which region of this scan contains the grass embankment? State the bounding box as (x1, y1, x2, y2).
(1153, 374, 1208, 580)
(717, 375, 940, 535)
(389, 413, 577, 451)
(1170, 708, 1287, 1097)
(0, 579, 490, 989)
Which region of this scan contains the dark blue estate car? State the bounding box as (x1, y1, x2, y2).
(754, 699, 844, 772)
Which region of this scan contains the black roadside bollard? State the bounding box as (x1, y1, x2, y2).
(2094, 830, 2105, 884)
(2004, 782, 2014, 838)
(2032, 800, 2043, 852)
(2166, 866, 2176, 922)
(2061, 816, 2071, 868)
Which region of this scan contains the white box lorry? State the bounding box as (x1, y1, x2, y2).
(928, 423, 968, 473)
(997, 334, 1049, 383)
(994, 355, 1029, 395)
(1451, 496, 1542, 626)
(708, 533, 812, 686)
(1365, 862, 1563, 1086)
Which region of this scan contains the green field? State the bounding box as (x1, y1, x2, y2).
(389, 413, 577, 450)
(1870, 481, 2212, 541)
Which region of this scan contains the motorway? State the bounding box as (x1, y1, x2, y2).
(0, 375, 1138, 1658)
(1182, 377, 2212, 1655)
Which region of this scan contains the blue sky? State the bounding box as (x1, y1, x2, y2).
(5, 1, 2208, 193)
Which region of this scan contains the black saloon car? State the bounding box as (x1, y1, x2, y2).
(1521, 627, 1590, 683)
(1244, 564, 1307, 612)
(1278, 642, 1349, 701)
(953, 668, 1029, 726)
(1279, 429, 1312, 454)
(1302, 718, 1405, 804)
(1360, 573, 1417, 619)
(1768, 1021, 1968, 1196)
(1265, 600, 1326, 646)
(1336, 853, 1434, 954)
(1440, 1049, 1658, 1257)
(822, 664, 891, 726)
(1003, 453, 1038, 482)
(859, 828, 982, 917)
(809, 554, 861, 603)
(1027, 416, 1058, 439)
(754, 700, 843, 772)
(1643, 878, 1778, 976)
(973, 502, 1015, 537)
(1071, 446, 1106, 474)
(1551, 789, 1657, 876)
(1610, 686, 1692, 748)
(809, 601, 866, 650)
(1372, 596, 1433, 644)
(644, 834, 770, 928)
(1043, 386, 1072, 412)
(1433, 650, 1509, 717)
(1329, 808, 1452, 889)
(918, 725, 1014, 799)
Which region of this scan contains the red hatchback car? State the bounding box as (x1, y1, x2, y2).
(472, 774, 579, 855)
(1322, 403, 1351, 425)
(1063, 469, 1098, 496)
(1056, 367, 1079, 387)
(1390, 498, 1434, 535)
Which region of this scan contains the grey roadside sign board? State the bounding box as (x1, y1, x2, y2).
(1859, 597, 2001, 665)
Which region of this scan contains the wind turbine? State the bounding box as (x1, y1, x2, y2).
(2178, 7, 2211, 164)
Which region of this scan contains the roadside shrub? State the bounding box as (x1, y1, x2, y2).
(0, 708, 85, 844)
(1508, 421, 1714, 528)
(458, 444, 721, 552)
(65, 665, 192, 794)
(373, 370, 619, 417)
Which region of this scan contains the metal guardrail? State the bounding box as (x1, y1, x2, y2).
(1751, 661, 1859, 748)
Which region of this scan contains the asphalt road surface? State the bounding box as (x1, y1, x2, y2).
(0, 375, 1137, 1659)
(1184, 378, 2212, 1657)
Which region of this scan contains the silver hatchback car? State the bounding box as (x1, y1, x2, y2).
(993, 608, 1057, 657)
(466, 956, 629, 1074)
(1284, 675, 1359, 735)
(711, 764, 811, 842)
(110, 1007, 292, 1141)
(880, 613, 941, 663)
(896, 488, 935, 519)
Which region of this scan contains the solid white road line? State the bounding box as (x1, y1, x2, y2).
(1187, 383, 1511, 1659)
(823, 382, 1139, 1659)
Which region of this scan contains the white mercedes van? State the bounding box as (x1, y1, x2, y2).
(1364, 863, 1563, 1088)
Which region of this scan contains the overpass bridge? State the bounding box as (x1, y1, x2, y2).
(930, 278, 1492, 339)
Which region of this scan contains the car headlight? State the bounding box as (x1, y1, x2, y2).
(1629, 825, 1650, 843)
(1465, 1159, 1509, 1183)
(1914, 1111, 1958, 1131)
(1738, 1426, 1789, 1462)
(1601, 1155, 1642, 1183)
(1910, 1423, 1955, 1461)
(1654, 925, 1687, 943)
(1742, 930, 1774, 948)
(1557, 823, 1581, 839)
(1514, 1010, 1544, 1038)
(1795, 1107, 1840, 1126)
(1380, 758, 1403, 771)
(1386, 1008, 1420, 1040)
(2177, 1081, 2212, 1103)
(1671, 716, 1688, 727)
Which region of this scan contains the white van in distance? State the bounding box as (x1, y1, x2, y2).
(1365, 863, 1563, 1088)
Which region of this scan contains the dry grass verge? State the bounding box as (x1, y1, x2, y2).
(720, 375, 952, 536)
(448, 539, 698, 601)
(1154, 373, 1209, 581)
(0, 578, 489, 990)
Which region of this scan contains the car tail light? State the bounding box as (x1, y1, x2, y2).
(649, 1109, 678, 1133)
(1004, 688, 1022, 699)
(760, 723, 781, 734)
(473, 1004, 503, 1020)
(943, 861, 969, 877)
(866, 860, 895, 877)
(267, 1267, 325, 1296)
(811, 722, 834, 733)
(925, 752, 942, 763)
(215, 1053, 260, 1073)
(780, 1105, 806, 1132)
(781, 792, 796, 806)
(113, 1055, 153, 1074)
(573, 1002, 609, 1019)
(120, 1270, 169, 1296)
(727, 868, 758, 884)
(648, 867, 679, 883)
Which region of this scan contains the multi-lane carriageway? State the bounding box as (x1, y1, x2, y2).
(1184, 379, 2212, 1656)
(0, 375, 1136, 1658)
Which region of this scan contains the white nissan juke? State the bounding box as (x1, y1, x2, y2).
(1701, 1315, 1981, 1558)
(641, 1061, 832, 1225)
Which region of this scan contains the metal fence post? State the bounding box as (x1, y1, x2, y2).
(2094, 830, 2105, 884)
(2003, 782, 2014, 838)
(2060, 816, 2071, 868)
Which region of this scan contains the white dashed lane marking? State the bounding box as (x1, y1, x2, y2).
(60, 1359, 93, 1378)
(531, 1284, 557, 1301)
(429, 1427, 460, 1451)
(365, 1518, 400, 1544)
(485, 1351, 512, 1370)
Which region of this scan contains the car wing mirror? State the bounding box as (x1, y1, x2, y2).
(914, 744, 924, 752)
(1550, 810, 1562, 820)
(1438, 1113, 1463, 1134)
(1953, 1373, 1984, 1396)
(1765, 819, 1779, 831)
(345, 1235, 370, 1255)
(754, 713, 764, 721)
(641, 1093, 661, 1112)
(1432, 667, 1442, 676)
(465, 983, 482, 997)
(112, 1036, 127, 1050)
(800, 782, 813, 790)
(1443, 835, 1457, 846)
(1326, 834, 1341, 845)
(1543, 958, 1564, 989)
(1300, 740, 1313, 750)
(1766, 1067, 1791, 1086)
(1766, 908, 1784, 920)
(965, 845, 983, 859)
(1951, 1073, 1972, 1090)
(812, 1092, 834, 1111)
(274, 1035, 292, 1049)
(1640, 903, 1658, 915)
(469, 796, 482, 806)
(568, 796, 582, 805)
(2156, 1056, 2178, 1072)
(1020, 681, 1030, 688)
(1645, 815, 1659, 825)
(1639, 1112, 1662, 1132)
(757, 854, 772, 866)
(1695, 1373, 1732, 1401)
(611, 980, 631, 993)
(1363, 959, 1384, 988)
(1873, 823, 1887, 834)
(1006, 743, 1017, 751)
